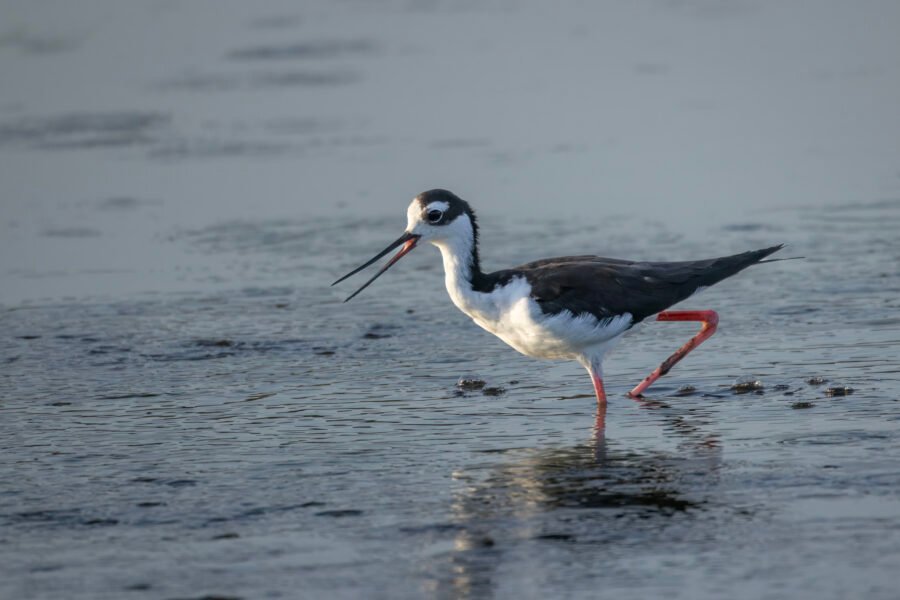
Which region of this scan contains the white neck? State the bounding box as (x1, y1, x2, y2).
(429, 217, 478, 312)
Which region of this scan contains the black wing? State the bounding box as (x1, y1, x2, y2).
(495, 245, 783, 324)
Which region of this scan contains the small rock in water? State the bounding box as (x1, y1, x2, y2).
(791, 401, 815, 409)
(481, 386, 506, 397)
(773, 383, 791, 391)
(807, 376, 828, 386)
(824, 386, 854, 397)
(731, 379, 764, 394)
(675, 385, 697, 396)
(457, 378, 486, 391)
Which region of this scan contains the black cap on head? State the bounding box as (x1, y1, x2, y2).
(414, 189, 475, 227)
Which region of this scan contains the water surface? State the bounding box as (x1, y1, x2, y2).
(2, 1, 900, 598)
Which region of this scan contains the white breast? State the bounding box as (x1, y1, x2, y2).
(433, 239, 632, 360)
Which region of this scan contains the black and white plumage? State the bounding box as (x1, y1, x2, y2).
(333, 189, 784, 404)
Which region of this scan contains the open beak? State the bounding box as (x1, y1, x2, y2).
(332, 231, 420, 302)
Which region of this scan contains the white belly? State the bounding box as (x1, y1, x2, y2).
(449, 275, 633, 360)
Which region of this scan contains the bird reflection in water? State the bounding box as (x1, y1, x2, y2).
(420, 400, 723, 598)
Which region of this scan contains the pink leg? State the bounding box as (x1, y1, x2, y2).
(590, 368, 608, 434)
(628, 310, 719, 398)
(589, 367, 607, 405)
(594, 401, 607, 438)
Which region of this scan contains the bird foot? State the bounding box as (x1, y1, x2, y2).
(628, 310, 719, 398)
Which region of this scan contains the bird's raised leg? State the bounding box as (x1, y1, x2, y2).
(628, 310, 719, 398)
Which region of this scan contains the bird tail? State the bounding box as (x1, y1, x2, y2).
(691, 244, 792, 288)
(753, 244, 804, 263)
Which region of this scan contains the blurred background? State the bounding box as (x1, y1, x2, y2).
(2, 0, 898, 304)
(2, 2, 900, 599)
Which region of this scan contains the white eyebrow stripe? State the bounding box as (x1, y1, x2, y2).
(426, 201, 450, 213)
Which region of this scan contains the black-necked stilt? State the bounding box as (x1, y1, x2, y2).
(333, 189, 786, 405)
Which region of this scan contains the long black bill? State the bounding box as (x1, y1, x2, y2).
(332, 231, 420, 302)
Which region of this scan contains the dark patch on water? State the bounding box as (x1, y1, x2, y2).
(140, 338, 308, 362)
(400, 522, 464, 534)
(264, 116, 346, 136)
(779, 431, 889, 446)
(82, 518, 119, 526)
(430, 138, 491, 149)
(167, 595, 243, 600)
(633, 62, 670, 75)
(227, 39, 376, 61)
(155, 72, 241, 93)
(0, 29, 82, 55)
(8, 509, 118, 529)
(315, 509, 364, 518)
(481, 386, 506, 397)
(722, 222, 775, 232)
(157, 69, 360, 93)
(148, 138, 292, 160)
(96, 196, 161, 211)
(41, 227, 102, 238)
(791, 401, 815, 409)
(212, 532, 240, 540)
(252, 69, 361, 88)
(97, 392, 160, 400)
(362, 324, 398, 339)
(165, 480, 197, 488)
(770, 305, 820, 315)
(0, 111, 169, 150)
(248, 15, 303, 30)
(29, 564, 64, 573)
(535, 532, 576, 541)
(88, 345, 131, 355)
(807, 376, 828, 385)
(195, 339, 234, 348)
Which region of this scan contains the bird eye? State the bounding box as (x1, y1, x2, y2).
(427, 209, 443, 223)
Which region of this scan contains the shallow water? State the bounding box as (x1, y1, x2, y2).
(2, 1, 900, 599)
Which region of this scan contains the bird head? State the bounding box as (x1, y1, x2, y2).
(332, 189, 477, 301)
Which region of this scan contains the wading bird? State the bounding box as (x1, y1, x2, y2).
(333, 189, 785, 405)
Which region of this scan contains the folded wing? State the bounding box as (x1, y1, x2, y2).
(509, 245, 784, 324)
